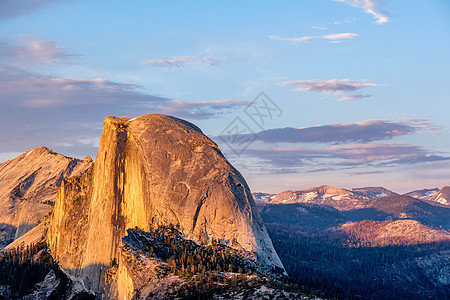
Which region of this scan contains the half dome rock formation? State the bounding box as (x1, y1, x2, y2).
(47, 114, 284, 295)
(0, 147, 92, 249)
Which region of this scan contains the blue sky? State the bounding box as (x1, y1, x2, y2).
(1, 0, 449, 193)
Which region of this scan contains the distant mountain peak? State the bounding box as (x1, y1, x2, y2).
(352, 186, 398, 198)
(269, 185, 368, 210)
(404, 188, 439, 201)
(0, 147, 92, 249)
(310, 185, 347, 193)
(430, 186, 450, 205)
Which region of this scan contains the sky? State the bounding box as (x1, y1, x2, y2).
(0, 0, 449, 194)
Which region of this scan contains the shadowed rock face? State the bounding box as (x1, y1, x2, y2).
(47, 114, 284, 294)
(0, 147, 92, 249)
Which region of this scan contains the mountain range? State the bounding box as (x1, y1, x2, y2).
(253, 185, 450, 209)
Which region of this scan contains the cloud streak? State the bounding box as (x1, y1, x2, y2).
(0, 65, 249, 158)
(334, 0, 389, 24)
(217, 119, 438, 145)
(280, 78, 376, 94)
(338, 94, 371, 101)
(269, 32, 359, 44)
(0, 65, 163, 108)
(0, 35, 77, 65)
(142, 56, 220, 67)
(245, 143, 450, 170)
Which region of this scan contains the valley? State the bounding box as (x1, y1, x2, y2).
(257, 186, 450, 299)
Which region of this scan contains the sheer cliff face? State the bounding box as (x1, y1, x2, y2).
(47, 114, 284, 293)
(0, 147, 92, 249)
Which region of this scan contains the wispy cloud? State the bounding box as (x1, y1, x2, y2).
(0, 65, 250, 158)
(400, 118, 442, 134)
(334, 0, 389, 24)
(0, 0, 71, 20)
(348, 170, 384, 176)
(312, 26, 328, 30)
(142, 56, 220, 67)
(279, 78, 376, 95)
(338, 94, 371, 101)
(0, 65, 248, 118)
(323, 33, 360, 40)
(269, 32, 359, 44)
(217, 119, 438, 145)
(0, 65, 162, 108)
(244, 143, 450, 170)
(0, 35, 77, 65)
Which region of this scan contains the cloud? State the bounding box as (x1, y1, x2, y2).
(279, 78, 376, 94)
(0, 35, 77, 64)
(142, 56, 220, 67)
(217, 119, 435, 145)
(244, 143, 450, 170)
(334, 0, 389, 24)
(0, 65, 164, 108)
(400, 118, 443, 134)
(322, 33, 360, 40)
(338, 94, 371, 101)
(348, 170, 384, 175)
(269, 32, 359, 44)
(378, 155, 450, 166)
(0, 65, 248, 117)
(268, 35, 314, 44)
(312, 26, 328, 30)
(0, 65, 249, 159)
(0, 64, 167, 156)
(0, 0, 71, 20)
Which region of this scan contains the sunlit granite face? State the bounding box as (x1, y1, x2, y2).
(47, 114, 284, 295)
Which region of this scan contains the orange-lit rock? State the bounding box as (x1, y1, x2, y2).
(0, 147, 91, 249)
(47, 114, 284, 296)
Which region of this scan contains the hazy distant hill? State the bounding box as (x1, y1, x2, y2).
(269, 185, 369, 210)
(257, 203, 348, 229)
(342, 195, 450, 228)
(262, 185, 450, 229)
(259, 185, 410, 211)
(429, 186, 450, 205)
(340, 219, 450, 246)
(404, 188, 439, 201)
(252, 192, 275, 203)
(352, 186, 397, 198)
